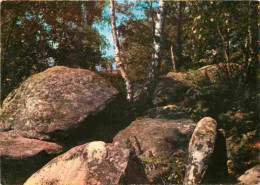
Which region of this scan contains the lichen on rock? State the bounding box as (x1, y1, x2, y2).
(0, 66, 119, 141)
(238, 165, 260, 184)
(24, 141, 148, 185)
(85, 141, 107, 164)
(184, 117, 228, 184)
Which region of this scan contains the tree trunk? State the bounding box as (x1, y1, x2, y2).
(217, 25, 231, 78)
(238, 35, 249, 91)
(110, 0, 133, 101)
(247, 1, 259, 88)
(149, 1, 155, 41)
(147, 0, 165, 88)
(170, 45, 176, 72)
(217, 26, 229, 63)
(226, 30, 230, 70)
(134, 0, 165, 107)
(110, 63, 113, 74)
(175, 1, 183, 71)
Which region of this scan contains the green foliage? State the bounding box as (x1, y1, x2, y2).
(219, 111, 256, 137)
(54, 25, 106, 69)
(139, 153, 187, 184)
(98, 72, 125, 90)
(227, 130, 259, 177)
(182, 71, 259, 177)
(1, 1, 105, 103)
(118, 19, 152, 82)
(1, 1, 258, 179)
(117, 1, 253, 82)
(183, 1, 249, 66)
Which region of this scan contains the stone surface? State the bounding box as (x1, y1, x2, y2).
(201, 129, 229, 183)
(113, 118, 196, 156)
(0, 66, 119, 141)
(238, 165, 260, 184)
(0, 131, 63, 184)
(167, 72, 190, 84)
(113, 118, 196, 183)
(0, 66, 134, 184)
(24, 141, 148, 185)
(167, 63, 240, 84)
(153, 77, 189, 107)
(132, 77, 189, 108)
(0, 131, 63, 158)
(198, 63, 240, 82)
(184, 117, 228, 184)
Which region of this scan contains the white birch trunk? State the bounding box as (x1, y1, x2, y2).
(139, 0, 165, 98)
(149, 0, 165, 83)
(110, 0, 132, 101)
(133, 0, 165, 103)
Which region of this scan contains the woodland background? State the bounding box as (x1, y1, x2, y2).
(1, 0, 259, 179)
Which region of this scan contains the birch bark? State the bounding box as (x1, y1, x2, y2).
(148, 0, 165, 85)
(110, 0, 133, 101)
(137, 0, 165, 101)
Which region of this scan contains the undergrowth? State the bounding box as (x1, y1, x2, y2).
(182, 69, 259, 177)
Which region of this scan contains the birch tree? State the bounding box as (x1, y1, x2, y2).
(110, 0, 133, 101)
(247, 1, 258, 88)
(135, 0, 166, 102)
(149, 0, 165, 87)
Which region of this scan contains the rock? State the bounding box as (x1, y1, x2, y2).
(0, 131, 63, 159)
(201, 129, 229, 183)
(184, 117, 228, 184)
(147, 104, 188, 119)
(0, 66, 134, 184)
(24, 141, 148, 185)
(198, 63, 240, 82)
(238, 165, 260, 184)
(132, 77, 189, 107)
(167, 72, 190, 84)
(167, 63, 240, 84)
(131, 77, 189, 116)
(113, 118, 196, 156)
(113, 118, 196, 183)
(0, 131, 63, 184)
(153, 77, 189, 107)
(167, 70, 205, 86)
(0, 66, 121, 144)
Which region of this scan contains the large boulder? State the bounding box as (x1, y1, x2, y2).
(238, 165, 260, 184)
(0, 66, 119, 142)
(0, 131, 63, 184)
(167, 72, 190, 84)
(184, 117, 228, 184)
(153, 77, 189, 107)
(114, 117, 228, 184)
(24, 141, 148, 185)
(113, 118, 196, 156)
(198, 63, 240, 82)
(0, 66, 133, 184)
(167, 63, 240, 84)
(113, 118, 196, 183)
(132, 77, 189, 108)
